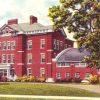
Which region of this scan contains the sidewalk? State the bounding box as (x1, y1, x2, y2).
(0, 94, 100, 100)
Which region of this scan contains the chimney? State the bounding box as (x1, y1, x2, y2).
(8, 19, 18, 25)
(30, 15, 37, 24)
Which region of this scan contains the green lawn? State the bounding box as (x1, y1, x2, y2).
(0, 83, 100, 97)
(0, 98, 62, 100)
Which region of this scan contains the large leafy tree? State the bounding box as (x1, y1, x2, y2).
(48, 0, 100, 67)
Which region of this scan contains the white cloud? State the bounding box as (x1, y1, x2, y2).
(0, 0, 58, 27)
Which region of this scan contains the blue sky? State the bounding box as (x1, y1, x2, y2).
(0, 0, 58, 26)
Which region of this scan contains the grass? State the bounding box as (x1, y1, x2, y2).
(0, 82, 100, 97)
(0, 98, 61, 100)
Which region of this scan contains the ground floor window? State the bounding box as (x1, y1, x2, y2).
(40, 68, 45, 77)
(0, 69, 7, 77)
(56, 72, 61, 79)
(85, 72, 90, 78)
(27, 68, 32, 76)
(75, 72, 80, 78)
(65, 72, 70, 78)
(10, 68, 15, 77)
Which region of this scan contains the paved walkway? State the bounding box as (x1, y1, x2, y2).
(0, 94, 100, 100)
(48, 83, 100, 94)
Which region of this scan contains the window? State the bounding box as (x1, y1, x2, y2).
(53, 39, 56, 49)
(65, 72, 70, 78)
(11, 41, 15, 50)
(27, 40, 32, 50)
(40, 68, 45, 77)
(57, 62, 69, 67)
(85, 72, 90, 78)
(2, 54, 6, 63)
(7, 41, 11, 50)
(27, 68, 32, 76)
(57, 40, 59, 50)
(56, 72, 61, 79)
(7, 54, 11, 63)
(40, 39, 45, 49)
(75, 72, 80, 78)
(27, 53, 32, 64)
(60, 41, 63, 49)
(2, 41, 6, 50)
(10, 68, 15, 76)
(40, 53, 45, 63)
(11, 54, 15, 63)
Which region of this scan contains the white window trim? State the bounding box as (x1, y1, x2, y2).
(11, 41, 15, 50)
(27, 53, 32, 64)
(56, 72, 61, 79)
(2, 41, 6, 50)
(11, 54, 15, 64)
(2, 54, 6, 63)
(65, 72, 70, 78)
(40, 53, 45, 64)
(27, 40, 32, 50)
(40, 39, 45, 49)
(40, 68, 45, 77)
(7, 54, 11, 63)
(75, 72, 80, 78)
(27, 68, 32, 76)
(7, 41, 11, 50)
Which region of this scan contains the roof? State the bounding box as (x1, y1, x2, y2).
(53, 48, 90, 62)
(0, 23, 67, 37)
(9, 23, 53, 32)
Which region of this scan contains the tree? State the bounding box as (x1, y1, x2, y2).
(48, 0, 100, 67)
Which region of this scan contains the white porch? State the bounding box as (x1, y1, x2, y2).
(0, 64, 11, 79)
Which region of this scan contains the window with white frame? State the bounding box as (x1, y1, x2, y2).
(56, 72, 61, 79)
(40, 53, 45, 63)
(57, 62, 69, 67)
(7, 54, 11, 63)
(2, 54, 6, 63)
(10, 68, 15, 76)
(60, 41, 63, 49)
(7, 41, 11, 50)
(40, 39, 45, 49)
(65, 72, 70, 78)
(11, 41, 15, 50)
(2, 41, 6, 50)
(40, 68, 45, 77)
(27, 68, 32, 76)
(27, 53, 32, 64)
(27, 40, 32, 50)
(85, 72, 90, 78)
(57, 40, 59, 50)
(75, 72, 80, 78)
(11, 54, 15, 63)
(53, 39, 56, 49)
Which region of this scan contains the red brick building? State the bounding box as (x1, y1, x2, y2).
(52, 48, 100, 81)
(0, 15, 73, 81)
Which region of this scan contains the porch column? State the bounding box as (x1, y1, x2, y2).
(7, 69, 10, 79)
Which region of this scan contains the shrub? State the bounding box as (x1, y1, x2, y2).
(36, 77, 45, 82)
(88, 74, 99, 84)
(0, 76, 8, 82)
(15, 77, 22, 82)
